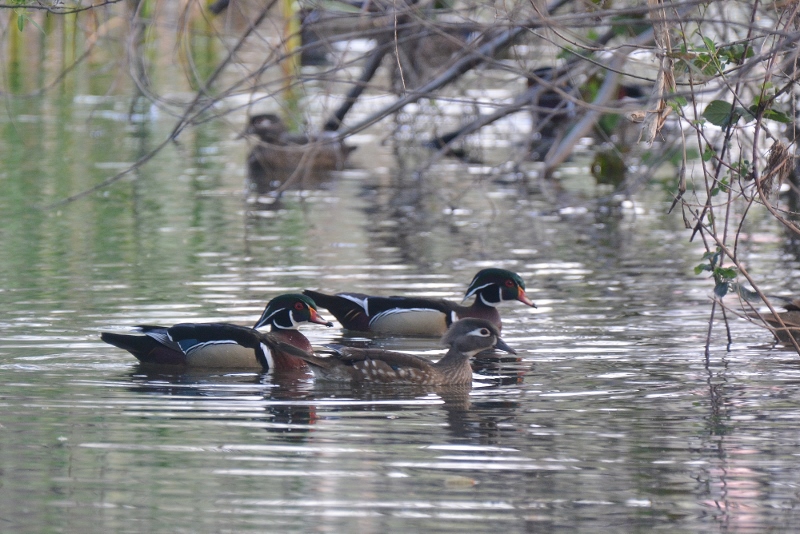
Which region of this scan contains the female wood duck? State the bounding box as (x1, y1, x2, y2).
(304, 318, 516, 385)
(168, 318, 516, 386)
(749, 295, 800, 344)
(245, 113, 356, 192)
(100, 294, 333, 371)
(303, 268, 535, 336)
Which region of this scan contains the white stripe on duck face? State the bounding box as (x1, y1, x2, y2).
(467, 282, 502, 306)
(268, 310, 299, 330)
(465, 327, 491, 338)
(262, 308, 300, 330)
(463, 327, 494, 357)
(261, 308, 282, 327)
(465, 282, 492, 298)
(288, 310, 303, 329)
(477, 288, 503, 307)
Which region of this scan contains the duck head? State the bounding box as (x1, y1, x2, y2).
(254, 293, 333, 330)
(441, 318, 516, 357)
(463, 268, 536, 308)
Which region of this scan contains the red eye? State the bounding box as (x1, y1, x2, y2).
(504, 279, 514, 287)
(294, 302, 305, 311)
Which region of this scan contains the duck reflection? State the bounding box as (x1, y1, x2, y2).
(356, 170, 468, 267)
(126, 366, 264, 396)
(124, 366, 319, 444)
(445, 397, 523, 445)
(277, 380, 523, 444)
(472, 354, 530, 386)
(122, 359, 524, 445)
(261, 373, 319, 443)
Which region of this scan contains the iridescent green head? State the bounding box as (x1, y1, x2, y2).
(463, 268, 536, 308)
(254, 293, 333, 330)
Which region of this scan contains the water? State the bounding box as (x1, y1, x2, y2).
(3, 51, 800, 534)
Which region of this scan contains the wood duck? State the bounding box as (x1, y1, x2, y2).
(169, 318, 516, 386)
(245, 114, 356, 193)
(303, 268, 535, 336)
(100, 294, 333, 370)
(304, 318, 516, 385)
(748, 295, 800, 344)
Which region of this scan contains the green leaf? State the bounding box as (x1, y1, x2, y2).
(702, 144, 715, 162)
(702, 100, 739, 127)
(744, 103, 791, 124)
(702, 36, 717, 54)
(762, 109, 792, 123)
(26, 16, 44, 34)
(714, 282, 729, 298)
(716, 267, 738, 279)
(671, 95, 688, 106)
(693, 54, 719, 76)
(557, 47, 577, 61)
(736, 106, 755, 123)
(17, 14, 24, 32)
(718, 43, 753, 64)
(694, 264, 712, 275)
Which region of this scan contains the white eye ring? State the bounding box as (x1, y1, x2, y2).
(466, 327, 492, 338)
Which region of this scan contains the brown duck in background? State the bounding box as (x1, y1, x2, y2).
(245, 113, 356, 193)
(748, 295, 800, 344)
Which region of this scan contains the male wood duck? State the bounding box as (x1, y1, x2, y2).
(169, 318, 516, 386)
(100, 294, 333, 370)
(245, 113, 356, 193)
(303, 268, 535, 336)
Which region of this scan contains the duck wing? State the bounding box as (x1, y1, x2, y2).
(304, 290, 455, 332)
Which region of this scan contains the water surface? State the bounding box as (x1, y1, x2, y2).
(1, 65, 800, 534)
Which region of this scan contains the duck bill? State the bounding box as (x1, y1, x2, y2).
(494, 337, 517, 355)
(310, 308, 334, 327)
(517, 287, 536, 308)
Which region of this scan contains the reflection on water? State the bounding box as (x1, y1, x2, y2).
(3, 82, 800, 534)
(6, 318, 800, 532)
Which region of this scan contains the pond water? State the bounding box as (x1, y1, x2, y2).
(3, 49, 800, 534)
